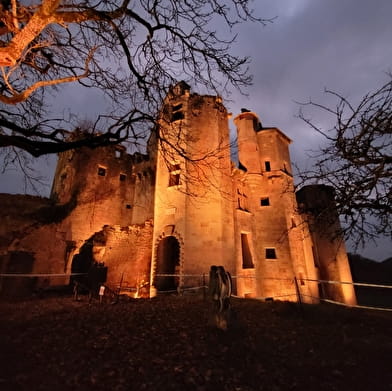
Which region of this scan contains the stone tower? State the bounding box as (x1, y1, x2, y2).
(150, 83, 235, 294)
(296, 185, 357, 305)
(233, 111, 316, 301)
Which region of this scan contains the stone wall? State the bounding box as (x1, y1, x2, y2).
(0, 87, 356, 305)
(296, 185, 357, 305)
(97, 222, 153, 293)
(0, 194, 71, 295)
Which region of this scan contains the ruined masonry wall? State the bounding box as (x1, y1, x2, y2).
(0, 87, 356, 305)
(0, 194, 67, 286)
(100, 222, 153, 290)
(51, 145, 137, 227)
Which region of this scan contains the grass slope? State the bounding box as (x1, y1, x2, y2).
(1, 295, 391, 391)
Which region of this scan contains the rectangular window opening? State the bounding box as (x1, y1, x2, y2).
(265, 161, 271, 172)
(170, 163, 181, 171)
(115, 150, 122, 159)
(97, 167, 106, 177)
(171, 103, 184, 122)
(119, 173, 127, 182)
(260, 197, 270, 206)
(171, 111, 184, 122)
(172, 103, 183, 112)
(241, 234, 254, 269)
(237, 184, 248, 211)
(168, 162, 181, 187)
(265, 248, 277, 259)
(169, 173, 180, 187)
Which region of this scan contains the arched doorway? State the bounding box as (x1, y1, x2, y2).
(155, 236, 180, 291)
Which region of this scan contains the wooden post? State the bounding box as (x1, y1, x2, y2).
(294, 277, 304, 314)
(202, 274, 206, 301)
(113, 272, 124, 304)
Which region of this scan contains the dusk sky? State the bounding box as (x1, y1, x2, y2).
(1, 0, 391, 260)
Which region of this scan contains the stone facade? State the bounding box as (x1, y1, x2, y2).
(0, 83, 356, 304)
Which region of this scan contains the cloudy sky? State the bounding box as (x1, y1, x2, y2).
(1, 0, 391, 260)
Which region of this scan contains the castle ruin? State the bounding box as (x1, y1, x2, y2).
(0, 83, 356, 304)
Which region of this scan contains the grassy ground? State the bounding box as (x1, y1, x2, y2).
(0, 294, 391, 391)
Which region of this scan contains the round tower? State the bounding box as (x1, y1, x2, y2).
(150, 84, 235, 294)
(296, 184, 357, 305)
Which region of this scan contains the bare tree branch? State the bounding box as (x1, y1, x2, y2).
(297, 76, 392, 247)
(0, 0, 271, 175)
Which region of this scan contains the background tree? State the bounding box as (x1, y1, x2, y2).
(297, 76, 392, 248)
(0, 0, 268, 167)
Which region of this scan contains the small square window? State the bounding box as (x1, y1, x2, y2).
(265, 161, 271, 172)
(126, 204, 132, 209)
(119, 173, 126, 182)
(115, 150, 122, 158)
(169, 163, 181, 172)
(265, 248, 277, 259)
(171, 111, 184, 122)
(169, 173, 180, 187)
(97, 167, 106, 176)
(260, 197, 270, 206)
(172, 103, 183, 112)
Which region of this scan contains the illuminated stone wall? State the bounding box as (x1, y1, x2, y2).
(151, 84, 235, 295)
(232, 111, 355, 304)
(296, 185, 357, 305)
(0, 84, 356, 305)
(233, 113, 311, 301)
(0, 194, 72, 292)
(51, 144, 138, 228)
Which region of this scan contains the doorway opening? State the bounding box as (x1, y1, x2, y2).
(70, 238, 94, 289)
(155, 236, 180, 291)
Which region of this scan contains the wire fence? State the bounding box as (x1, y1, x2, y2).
(301, 277, 392, 312)
(1, 272, 392, 312)
(124, 273, 392, 312)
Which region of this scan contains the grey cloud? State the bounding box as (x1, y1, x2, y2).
(1, 0, 391, 259)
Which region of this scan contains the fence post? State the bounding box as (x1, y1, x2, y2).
(203, 274, 206, 301)
(113, 272, 124, 304)
(294, 277, 303, 313)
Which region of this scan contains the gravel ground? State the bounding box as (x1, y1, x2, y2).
(1, 294, 391, 391)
